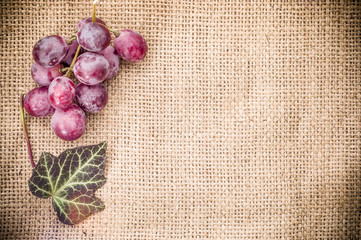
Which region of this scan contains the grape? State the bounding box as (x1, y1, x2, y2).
(48, 77, 76, 109)
(114, 30, 148, 62)
(31, 62, 63, 86)
(51, 104, 86, 141)
(24, 86, 54, 117)
(77, 22, 111, 52)
(33, 35, 68, 67)
(76, 83, 108, 113)
(75, 17, 106, 31)
(73, 52, 109, 85)
(62, 39, 82, 66)
(98, 46, 120, 80)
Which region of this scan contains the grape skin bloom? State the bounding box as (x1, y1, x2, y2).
(24, 86, 54, 117)
(48, 77, 76, 109)
(31, 62, 63, 86)
(98, 46, 120, 80)
(76, 83, 108, 113)
(77, 22, 111, 52)
(73, 52, 110, 85)
(33, 35, 68, 67)
(51, 104, 86, 141)
(75, 17, 106, 31)
(114, 29, 148, 62)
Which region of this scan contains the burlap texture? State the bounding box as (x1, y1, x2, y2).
(1, 0, 360, 239)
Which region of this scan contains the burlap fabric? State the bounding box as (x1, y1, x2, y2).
(1, 0, 360, 239)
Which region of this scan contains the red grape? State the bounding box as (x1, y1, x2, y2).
(98, 46, 120, 80)
(77, 22, 111, 52)
(31, 62, 63, 86)
(76, 83, 108, 113)
(24, 87, 54, 117)
(114, 30, 148, 62)
(51, 104, 86, 141)
(48, 77, 76, 109)
(33, 35, 68, 67)
(62, 39, 82, 66)
(73, 52, 109, 85)
(75, 17, 106, 31)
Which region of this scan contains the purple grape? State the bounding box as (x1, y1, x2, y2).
(75, 17, 106, 31)
(77, 22, 111, 52)
(51, 104, 86, 141)
(73, 52, 109, 85)
(62, 39, 82, 66)
(24, 87, 54, 117)
(48, 77, 76, 109)
(98, 46, 120, 80)
(31, 62, 63, 86)
(114, 30, 148, 62)
(76, 83, 108, 113)
(33, 36, 68, 67)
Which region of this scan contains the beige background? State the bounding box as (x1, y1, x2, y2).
(1, 0, 360, 239)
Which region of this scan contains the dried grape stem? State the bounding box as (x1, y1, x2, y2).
(64, 45, 82, 77)
(20, 94, 35, 168)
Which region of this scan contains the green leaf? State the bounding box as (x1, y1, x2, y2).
(28, 142, 107, 225)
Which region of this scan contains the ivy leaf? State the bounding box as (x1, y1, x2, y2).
(28, 142, 107, 225)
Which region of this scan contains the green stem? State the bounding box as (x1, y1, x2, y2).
(64, 45, 82, 77)
(59, 67, 70, 73)
(66, 36, 77, 44)
(20, 94, 35, 168)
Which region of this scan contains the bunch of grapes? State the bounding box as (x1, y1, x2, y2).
(24, 16, 148, 141)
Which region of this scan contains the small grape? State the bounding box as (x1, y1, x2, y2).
(77, 22, 111, 52)
(114, 29, 148, 62)
(98, 46, 120, 80)
(51, 104, 86, 141)
(75, 17, 106, 31)
(73, 52, 109, 85)
(48, 77, 76, 109)
(76, 83, 108, 113)
(31, 62, 63, 86)
(24, 86, 54, 117)
(62, 39, 82, 66)
(33, 35, 68, 67)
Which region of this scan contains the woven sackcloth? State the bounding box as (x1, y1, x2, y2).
(1, 0, 360, 239)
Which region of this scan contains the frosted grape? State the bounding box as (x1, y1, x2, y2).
(51, 104, 86, 141)
(31, 62, 63, 86)
(77, 22, 111, 52)
(98, 46, 120, 80)
(48, 77, 76, 109)
(24, 87, 54, 117)
(114, 30, 148, 62)
(33, 35, 68, 67)
(76, 83, 108, 113)
(73, 52, 109, 85)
